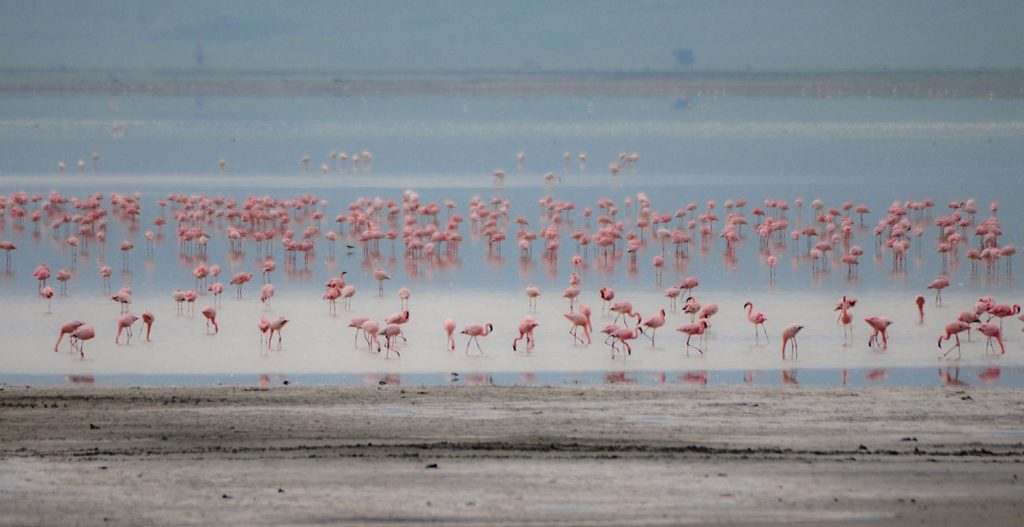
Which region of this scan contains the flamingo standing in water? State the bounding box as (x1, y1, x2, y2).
(610, 301, 641, 327)
(54, 320, 85, 352)
(599, 287, 615, 313)
(69, 325, 95, 358)
(373, 268, 390, 296)
(927, 276, 950, 305)
(525, 286, 541, 311)
(641, 309, 666, 346)
(268, 317, 289, 349)
(142, 311, 155, 342)
(976, 322, 1005, 354)
(202, 307, 219, 334)
(115, 313, 138, 344)
(865, 317, 892, 350)
(743, 301, 769, 343)
(938, 320, 971, 359)
(915, 295, 925, 324)
(781, 324, 803, 359)
(609, 326, 643, 358)
(677, 319, 709, 356)
(512, 316, 539, 352)
(398, 287, 411, 309)
(682, 296, 701, 322)
(563, 285, 581, 311)
(40, 286, 54, 312)
(564, 304, 592, 344)
(443, 319, 456, 350)
(362, 320, 382, 353)
(461, 322, 493, 356)
(380, 323, 404, 357)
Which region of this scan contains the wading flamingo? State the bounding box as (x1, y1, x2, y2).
(512, 316, 539, 352)
(743, 301, 769, 343)
(461, 322, 493, 356)
(781, 324, 803, 359)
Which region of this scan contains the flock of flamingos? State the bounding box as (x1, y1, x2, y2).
(0, 151, 1021, 367)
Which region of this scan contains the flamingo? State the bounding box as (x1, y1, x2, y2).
(564, 304, 592, 344)
(563, 285, 581, 310)
(927, 276, 950, 305)
(525, 285, 541, 311)
(54, 320, 85, 352)
(373, 268, 390, 296)
(443, 318, 456, 350)
(938, 320, 971, 359)
(977, 323, 1005, 354)
(609, 326, 643, 358)
(677, 319, 709, 356)
(142, 311, 155, 342)
(641, 309, 666, 346)
(40, 286, 54, 312)
(363, 321, 382, 352)
(679, 276, 699, 296)
(986, 304, 1021, 330)
(461, 323, 493, 355)
(915, 295, 925, 324)
(268, 317, 289, 349)
(599, 287, 615, 313)
(781, 324, 804, 359)
(261, 283, 275, 307)
(865, 317, 892, 350)
(610, 301, 641, 327)
(202, 306, 219, 334)
(743, 301, 769, 343)
(69, 325, 95, 358)
(398, 287, 411, 309)
(512, 316, 539, 352)
(836, 296, 853, 339)
(381, 323, 405, 357)
(115, 314, 138, 344)
(682, 296, 701, 322)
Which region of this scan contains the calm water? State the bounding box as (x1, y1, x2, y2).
(1, 94, 1023, 386)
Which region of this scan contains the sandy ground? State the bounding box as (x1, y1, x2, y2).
(1, 384, 1023, 526)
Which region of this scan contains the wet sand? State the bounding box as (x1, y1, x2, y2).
(2, 385, 1022, 526)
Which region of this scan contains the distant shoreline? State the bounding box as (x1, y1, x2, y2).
(2, 70, 1024, 98)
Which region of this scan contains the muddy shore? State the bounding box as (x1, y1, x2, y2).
(1, 384, 1022, 526)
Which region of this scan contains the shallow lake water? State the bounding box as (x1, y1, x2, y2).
(1, 94, 1023, 387)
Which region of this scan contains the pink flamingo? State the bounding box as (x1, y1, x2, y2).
(610, 301, 641, 327)
(340, 285, 356, 309)
(385, 310, 410, 326)
(986, 304, 1021, 330)
(363, 320, 382, 352)
(679, 276, 699, 296)
(938, 320, 971, 359)
(927, 276, 950, 305)
(373, 268, 390, 296)
(609, 326, 643, 358)
(230, 272, 253, 298)
(461, 322, 493, 355)
(525, 286, 541, 311)
(54, 320, 85, 352)
(208, 282, 224, 305)
(564, 304, 592, 344)
(40, 286, 54, 312)
(512, 316, 539, 351)
(261, 283, 275, 307)
(184, 289, 197, 315)
(115, 313, 138, 344)
(202, 306, 219, 334)
(111, 289, 132, 314)
(677, 319, 709, 356)
(268, 317, 289, 349)
(836, 296, 853, 339)
(172, 288, 186, 314)
(652, 255, 664, 282)
(977, 322, 1005, 354)
(142, 311, 154, 342)
(599, 287, 615, 313)
(563, 285, 581, 310)
(743, 301, 769, 343)
(664, 287, 682, 310)
(258, 317, 271, 348)
(398, 287, 411, 309)
(865, 317, 892, 350)
(443, 318, 456, 350)
(34, 263, 51, 292)
(781, 324, 804, 359)
(99, 266, 112, 291)
(915, 295, 925, 324)
(323, 286, 341, 315)
(348, 316, 370, 347)
(682, 296, 701, 322)
(641, 309, 666, 346)
(380, 323, 404, 357)
(69, 325, 95, 358)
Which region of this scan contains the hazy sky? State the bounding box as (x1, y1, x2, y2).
(2, 0, 1023, 72)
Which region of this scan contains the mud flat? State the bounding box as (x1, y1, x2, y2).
(1, 384, 1022, 526)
